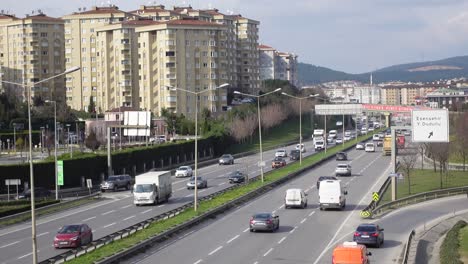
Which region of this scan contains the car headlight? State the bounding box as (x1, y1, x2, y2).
(70, 236, 79, 241)
(54, 237, 59, 241)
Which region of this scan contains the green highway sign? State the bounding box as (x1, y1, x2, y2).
(57, 160, 64, 186)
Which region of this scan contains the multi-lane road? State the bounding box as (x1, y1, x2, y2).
(121, 142, 392, 264)
(0, 139, 324, 264)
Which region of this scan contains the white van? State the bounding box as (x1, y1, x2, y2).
(314, 140, 325, 151)
(319, 180, 347, 210)
(328, 130, 337, 139)
(285, 188, 308, 209)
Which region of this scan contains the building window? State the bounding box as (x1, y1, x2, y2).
(166, 96, 176, 102)
(82, 38, 86, 43)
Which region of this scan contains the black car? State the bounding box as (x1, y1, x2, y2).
(18, 187, 51, 200)
(228, 171, 246, 184)
(289, 150, 301, 160)
(249, 212, 280, 232)
(336, 152, 347, 161)
(353, 223, 385, 248)
(316, 176, 338, 189)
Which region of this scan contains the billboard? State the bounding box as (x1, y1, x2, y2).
(123, 111, 151, 136)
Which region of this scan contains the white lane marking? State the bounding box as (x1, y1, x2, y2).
(305, 188, 310, 193)
(253, 262, 259, 264)
(263, 248, 273, 257)
(227, 234, 240, 244)
(289, 226, 298, 234)
(176, 187, 186, 191)
(199, 189, 207, 193)
(313, 163, 391, 264)
(185, 194, 193, 198)
(194, 260, 203, 264)
(243, 228, 250, 232)
(101, 210, 116, 216)
(37, 232, 49, 237)
(141, 209, 152, 214)
(82, 216, 96, 222)
(173, 179, 187, 184)
(123, 216, 135, 221)
(157, 204, 166, 208)
(121, 205, 132, 209)
(278, 204, 285, 209)
(208, 246, 223, 255)
(18, 250, 39, 259)
(103, 222, 116, 228)
(0, 241, 20, 249)
(300, 218, 307, 224)
(272, 210, 277, 214)
(218, 182, 226, 186)
(309, 211, 315, 217)
(278, 237, 286, 244)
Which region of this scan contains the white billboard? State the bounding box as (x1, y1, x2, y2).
(123, 111, 151, 136)
(315, 104, 363, 115)
(411, 109, 449, 142)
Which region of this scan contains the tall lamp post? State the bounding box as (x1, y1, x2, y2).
(234, 88, 282, 183)
(168, 83, 229, 211)
(45, 100, 58, 200)
(0, 66, 80, 264)
(281, 92, 318, 165)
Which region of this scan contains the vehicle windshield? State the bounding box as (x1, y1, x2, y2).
(134, 184, 154, 193)
(357, 225, 377, 232)
(107, 176, 118, 182)
(190, 177, 202, 181)
(178, 167, 188, 171)
(221, 155, 230, 158)
(338, 165, 348, 168)
(253, 213, 271, 219)
(58, 225, 80, 234)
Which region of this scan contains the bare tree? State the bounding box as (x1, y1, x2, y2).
(399, 149, 418, 195)
(244, 114, 258, 143)
(455, 112, 468, 171)
(433, 142, 450, 188)
(417, 143, 426, 170)
(85, 129, 101, 151)
(425, 143, 438, 172)
(229, 117, 247, 143)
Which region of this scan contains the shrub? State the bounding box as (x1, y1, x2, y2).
(440, 220, 467, 264)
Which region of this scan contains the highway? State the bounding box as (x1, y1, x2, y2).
(121, 142, 392, 264)
(0, 139, 325, 264)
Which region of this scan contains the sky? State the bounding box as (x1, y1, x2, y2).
(3, 0, 468, 73)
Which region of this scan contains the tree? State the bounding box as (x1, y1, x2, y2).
(399, 149, 418, 195)
(16, 137, 24, 158)
(85, 129, 101, 151)
(455, 112, 468, 171)
(87, 96, 96, 115)
(432, 143, 450, 188)
(417, 143, 426, 170)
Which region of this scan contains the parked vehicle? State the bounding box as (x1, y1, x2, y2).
(353, 223, 385, 248)
(365, 143, 375, 152)
(54, 224, 93, 249)
(319, 179, 347, 210)
(228, 171, 246, 184)
(275, 149, 287, 158)
(335, 164, 352, 176)
(133, 171, 172, 205)
(186, 176, 208, 189)
(100, 174, 132, 192)
(332, 241, 371, 264)
(17, 187, 51, 200)
(219, 154, 234, 165)
(284, 188, 308, 209)
(272, 157, 287, 169)
(249, 212, 279, 232)
(316, 176, 338, 189)
(295, 143, 306, 153)
(289, 149, 301, 160)
(175, 166, 193, 178)
(336, 152, 348, 161)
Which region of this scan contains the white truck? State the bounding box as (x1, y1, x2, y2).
(133, 171, 172, 206)
(318, 180, 347, 210)
(312, 129, 325, 139)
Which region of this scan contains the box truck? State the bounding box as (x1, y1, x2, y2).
(319, 180, 347, 210)
(133, 171, 172, 205)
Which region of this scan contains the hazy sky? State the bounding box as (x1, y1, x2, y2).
(3, 0, 468, 73)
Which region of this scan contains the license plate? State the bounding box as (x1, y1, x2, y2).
(59, 242, 68, 245)
(362, 235, 370, 238)
(256, 222, 266, 225)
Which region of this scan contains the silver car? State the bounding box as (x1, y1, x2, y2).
(249, 212, 279, 232)
(175, 166, 193, 178)
(335, 164, 352, 176)
(186, 176, 208, 189)
(219, 154, 234, 165)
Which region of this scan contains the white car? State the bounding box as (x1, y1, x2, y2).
(327, 136, 335, 144)
(336, 138, 343, 144)
(372, 134, 381, 141)
(344, 135, 352, 142)
(275, 149, 287, 158)
(368, 127, 375, 132)
(361, 129, 368, 135)
(175, 166, 193, 178)
(328, 130, 337, 139)
(355, 142, 365, 150)
(365, 143, 375, 152)
(296, 144, 306, 153)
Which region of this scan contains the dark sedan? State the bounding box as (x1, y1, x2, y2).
(353, 223, 384, 248)
(336, 152, 348, 161)
(272, 157, 286, 169)
(316, 176, 338, 189)
(228, 171, 246, 184)
(289, 149, 301, 160)
(249, 212, 279, 232)
(54, 224, 93, 248)
(219, 154, 234, 165)
(17, 187, 51, 200)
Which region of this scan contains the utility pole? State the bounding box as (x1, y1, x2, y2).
(107, 127, 112, 176)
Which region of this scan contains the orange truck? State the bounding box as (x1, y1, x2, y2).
(332, 241, 372, 264)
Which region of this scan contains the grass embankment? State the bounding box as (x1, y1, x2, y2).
(0, 197, 98, 227)
(66, 130, 377, 263)
(459, 225, 468, 264)
(0, 199, 59, 218)
(440, 220, 466, 264)
(380, 169, 468, 204)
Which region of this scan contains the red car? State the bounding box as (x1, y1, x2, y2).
(54, 224, 93, 248)
(272, 157, 286, 169)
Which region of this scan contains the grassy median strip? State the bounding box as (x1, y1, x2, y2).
(0, 197, 99, 227)
(66, 133, 376, 263)
(459, 225, 468, 264)
(440, 220, 467, 264)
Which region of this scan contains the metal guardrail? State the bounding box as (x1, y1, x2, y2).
(40, 134, 374, 264)
(359, 169, 392, 218)
(402, 230, 415, 264)
(372, 186, 468, 217)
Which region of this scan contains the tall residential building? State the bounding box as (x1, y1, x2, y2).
(381, 84, 439, 105)
(0, 12, 65, 101)
(62, 5, 134, 112)
(259, 44, 298, 86)
(235, 16, 260, 94)
(136, 19, 228, 119)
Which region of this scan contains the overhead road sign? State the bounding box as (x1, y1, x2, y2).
(315, 104, 362, 115)
(411, 109, 449, 142)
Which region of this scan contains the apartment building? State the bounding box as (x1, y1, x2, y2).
(62, 5, 134, 112)
(381, 84, 438, 105)
(259, 44, 298, 86)
(0, 12, 65, 101)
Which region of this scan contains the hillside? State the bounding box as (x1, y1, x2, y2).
(298, 55, 468, 85)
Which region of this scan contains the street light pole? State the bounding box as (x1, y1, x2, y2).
(168, 83, 229, 211)
(0, 66, 80, 264)
(235, 88, 282, 182)
(45, 100, 58, 200)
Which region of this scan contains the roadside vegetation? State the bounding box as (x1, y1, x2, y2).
(459, 225, 468, 264)
(440, 220, 466, 264)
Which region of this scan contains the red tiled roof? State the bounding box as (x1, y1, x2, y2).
(25, 14, 63, 22)
(66, 6, 126, 16)
(259, 44, 274, 50)
(0, 14, 18, 20)
(164, 19, 223, 27)
(121, 19, 160, 26)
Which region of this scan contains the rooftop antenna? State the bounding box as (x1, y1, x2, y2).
(78, 7, 82, 12)
(83, 7, 87, 11)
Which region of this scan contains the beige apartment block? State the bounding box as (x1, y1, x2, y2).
(62, 5, 134, 112)
(136, 19, 228, 119)
(0, 12, 65, 101)
(259, 44, 298, 87)
(235, 16, 260, 94)
(381, 84, 440, 105)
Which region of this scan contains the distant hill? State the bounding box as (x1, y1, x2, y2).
(298, 55, 468, 85)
